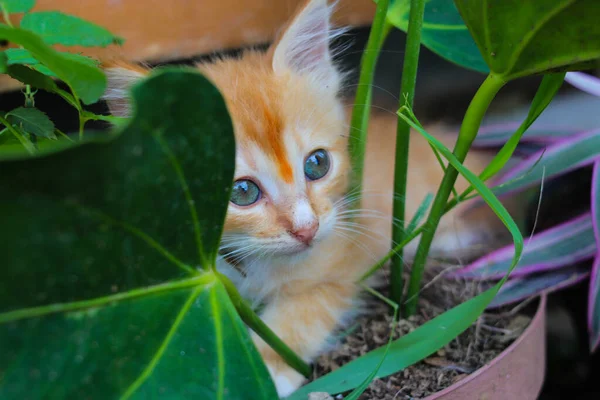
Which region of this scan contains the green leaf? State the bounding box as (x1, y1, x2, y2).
(0, 117, 36, 153)
(386, 0, 488, 73)
(0, 25, 106, 104)
(3, 47, 37, 64)
(454, 0, 600, 80)
(0, 49, 6, 72)
(21, 11, 124, 47)
(288, 287, 499, 398)
(461, 73, 565, 198)
(4, 49, 100, 70)
(0, 69, 277, 399)
(0, 0, 35, 13)
(6, 106, 55, 139)
(5, 64, 58, 91)
(406, 192, 433, 235)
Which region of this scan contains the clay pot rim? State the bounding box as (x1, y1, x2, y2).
(423, 294, 547, 399)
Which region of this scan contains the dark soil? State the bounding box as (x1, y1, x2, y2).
(311, 267, 533, 399)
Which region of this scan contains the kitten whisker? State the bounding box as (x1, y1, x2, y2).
(333, 229, 378, 261)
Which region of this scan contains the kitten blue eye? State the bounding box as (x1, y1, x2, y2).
(305, 149, 330, 181)
(231, 179, 261, 206)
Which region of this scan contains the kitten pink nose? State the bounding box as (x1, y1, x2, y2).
(289, 221, 319, 245)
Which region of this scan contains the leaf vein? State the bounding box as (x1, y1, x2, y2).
(152, 131, 205, 267)
(0, 274, 213, 324)
(69, 202, 196, 275)
(210, 287, 226, 400)
(120, 286, 203, 400)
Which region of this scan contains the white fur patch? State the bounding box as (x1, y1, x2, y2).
(294, 199, 315, 228)
(274, 374, 296, 397)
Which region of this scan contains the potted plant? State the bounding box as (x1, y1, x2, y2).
(1, 0, 599, 399)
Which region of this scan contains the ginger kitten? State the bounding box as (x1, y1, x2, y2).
(102, 0, 514, 396)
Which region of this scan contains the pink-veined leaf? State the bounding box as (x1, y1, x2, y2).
(452, 214, 596, 280)
(588, 161, 600, 351)
(565, 72, 600, 98)
(487, 265, 589, 309)
(492, 129, 600, 197)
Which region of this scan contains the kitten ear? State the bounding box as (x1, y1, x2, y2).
(271, 0, 340, 85)
(102, 61, 148, 117)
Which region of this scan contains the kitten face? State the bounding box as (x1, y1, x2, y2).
(199, 0, 349, 264)
(203, 58, 349, 261)
(103, 0, 349, 265)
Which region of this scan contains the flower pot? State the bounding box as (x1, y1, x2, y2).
(424, 295, 546, 400)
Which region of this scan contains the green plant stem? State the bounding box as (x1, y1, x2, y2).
(390, 0, 426, 309)
(0, 114, 35, 154)
(0, 5, 12, 27)
(348, 0, 390, 198)
(78, 115, 86, 139)
(218, 273, 312, 378)
(404, 73, 506, 316)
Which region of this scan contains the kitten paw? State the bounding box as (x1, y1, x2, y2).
(267, 363, 306, 398)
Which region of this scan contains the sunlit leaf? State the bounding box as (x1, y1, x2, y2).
(0, 25, 105, 104)
(0, 69, 277, 399)
(5, 64, 58, 91)
(21, 11, 124, 47)
(0, 0, 34, 13)
(4, 48, 99, 78)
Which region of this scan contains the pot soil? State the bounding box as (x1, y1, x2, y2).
(312, 268, 546, 399)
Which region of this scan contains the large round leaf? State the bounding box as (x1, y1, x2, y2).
(386, 0, 488, 73)
(0, 69, 277, 399)
(454, 0, 600, 80)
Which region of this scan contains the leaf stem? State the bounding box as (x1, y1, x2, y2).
(390, 0, 426, 309)
(218, 273, 312, 378)
(78, 113, 86, 140)
(348, 0, 390, 198)
(404, 73, 506, 316)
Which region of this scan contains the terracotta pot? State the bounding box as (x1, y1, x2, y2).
(424, 295, 547, 400)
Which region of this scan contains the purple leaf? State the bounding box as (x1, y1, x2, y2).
(589, 257, 600, 351)
(588, 161, 600, 351)
(491, 129, 600, 196)
(452, 214, 596, 280)
(565, 72, 600, 98)
(488, 265, 590, 309)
